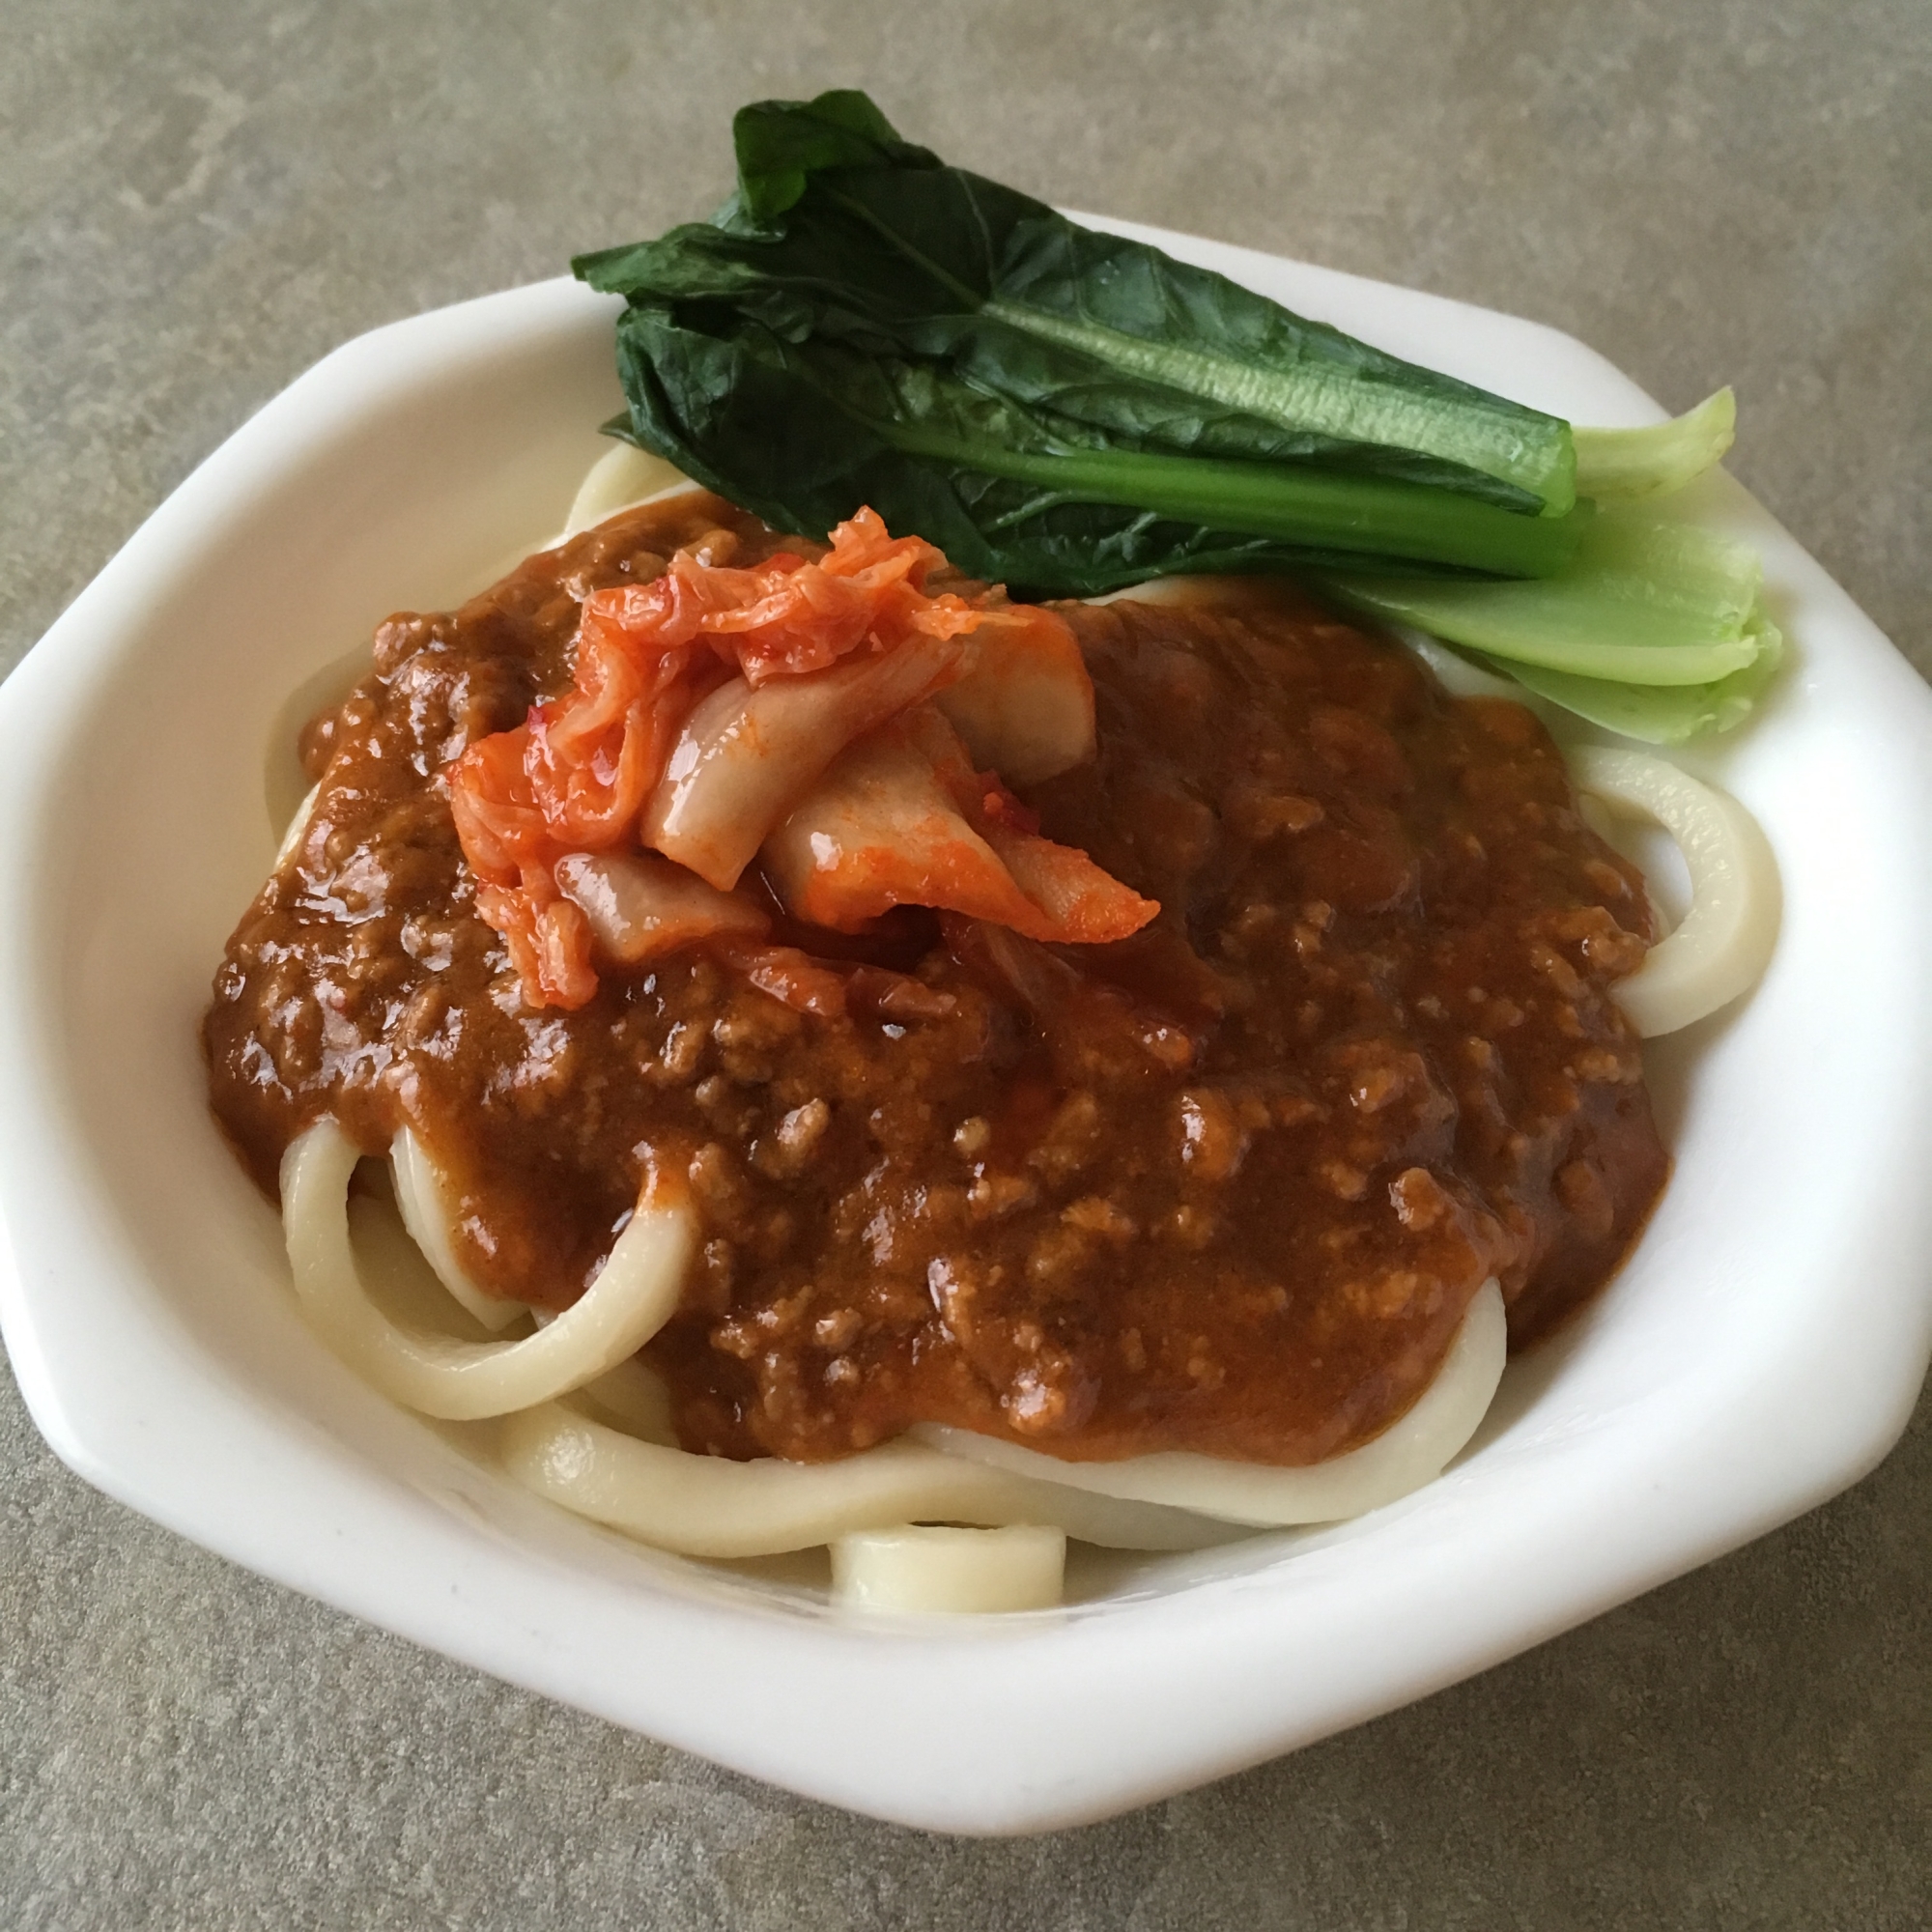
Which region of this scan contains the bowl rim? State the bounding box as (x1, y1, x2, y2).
(5, 221, 1932, 1835)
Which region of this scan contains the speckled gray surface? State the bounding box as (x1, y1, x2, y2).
(4, 2, 1929, 1924)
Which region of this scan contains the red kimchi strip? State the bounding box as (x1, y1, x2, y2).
(762, 707, 1157, 944)
(932, 604, 1095, 786)
(445, 504, 1123, 1009)
(553, 851, 770, 966)
(709, 939, 851, 1017)
(640, 632, 968, 892)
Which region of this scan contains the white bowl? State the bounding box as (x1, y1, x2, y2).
(5, 220, 1931, 1836)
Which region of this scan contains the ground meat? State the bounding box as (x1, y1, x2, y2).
(205, 495, 1666, 1468)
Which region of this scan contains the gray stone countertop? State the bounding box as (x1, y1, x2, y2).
(3, 3, 1927, 1925)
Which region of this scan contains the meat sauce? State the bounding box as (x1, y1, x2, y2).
(205, 493, 1667, 1466)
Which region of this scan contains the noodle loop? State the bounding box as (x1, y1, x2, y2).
(389, 1127, 524, 1333)
(1571, 748, 1778, 1037)
(916, 1281, 1507, 1526)
(497, 1404, 1233, 1557)
(281, 1120, 693, 1420)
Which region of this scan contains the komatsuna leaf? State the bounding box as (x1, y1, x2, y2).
(607, 301, 1584, 595)
(1476, 607, 1782, 744)
(1573, 390, 1736, 503)
(575, 90, 1577, 524)
(728, 89, 930, 226)
(1321, 507, 1768, 685)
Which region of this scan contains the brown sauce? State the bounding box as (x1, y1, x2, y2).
(205, 493, 1666, 1466)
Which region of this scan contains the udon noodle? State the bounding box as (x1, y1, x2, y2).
(234, 445, 1779, 1615)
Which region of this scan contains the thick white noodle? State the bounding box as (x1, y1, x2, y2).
(280, 1119, 694, 1420)
(271, 537, 1767, 1599)
(497, 1405, 1237, 1557)
(915, 1280, 1508, 1527)
(1568, 747, 1779, 1037)
(572, 1353, 679, 1444)
(831, 1524, 1067, 1613)
(388, 1127, 524, 1333)
(1086, 575, 1305, 611)
(530, 1310, 682, 1445)
(1393, 626, 1522, 700)
(561, 445, 702, 539)
(346, 1187, 503, 1337)
(273, 781, 321, 871)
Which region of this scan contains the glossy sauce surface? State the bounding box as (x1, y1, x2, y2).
(206, 494, 1665, 1465)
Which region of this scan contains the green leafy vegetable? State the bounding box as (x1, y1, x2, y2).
(606, 307, 1585, 593)
(1323, 509, 1765, 684)
(1325, 507, 1780, 740)
(1573, 389, 1736, 502)
(1473, 609, 1782, 744)
(576, 89, 1586, 587)
(573, 89, 1778, 739)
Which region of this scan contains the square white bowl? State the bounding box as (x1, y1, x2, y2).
(5, 221, 1932, 1835)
